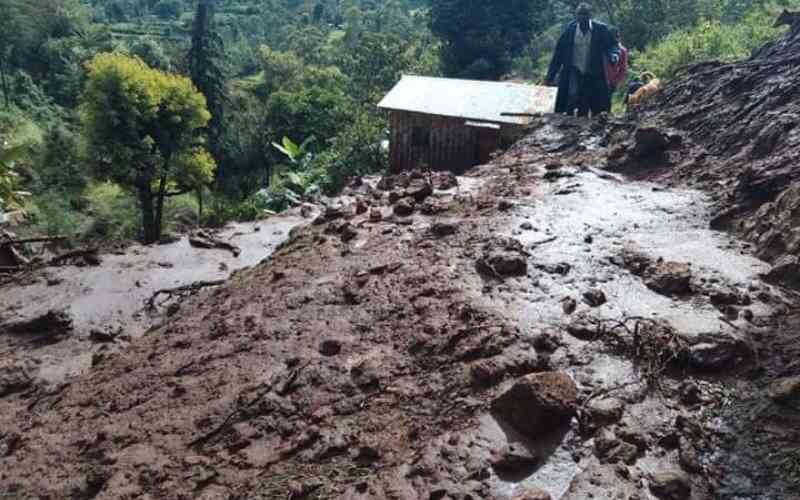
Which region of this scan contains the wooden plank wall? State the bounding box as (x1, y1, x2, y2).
(390, 111, 495, 174)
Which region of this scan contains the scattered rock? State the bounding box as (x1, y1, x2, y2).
(0, 309, 73, 337)
(512, 487, 552, 500)
(338, 222, 358, 242)
(767, 376, 800, 407)
(649, 471, 691, 500)
(688, 338, 749, 372)
(520, 222, 534, 231)
(562, 297, 577, 315)
(319, 339, 343, 357)
(491, 372, 578, 437)
(405, 180, 433, 203)
(586, 398, 625, 427)
(438, 172, 458, 190)
(394, 199, 415, 217)
(0, 365, 33, 398)
(678, 438, 702, 473)
(632, 126, 671, 158)
(490, 443, 538, 473)
(430, 222, 458, 238)
(679, 381, 703, 405)
(477, 252, 528, 278)
(89, 330, 115, 343)
(369, 208, 382, 222)
(313, 205, 345, 225)
(355, 198, 368, 215)
(582, 289, 607, 307)
(498, 199, 514, 211)
(645, 261, 692, 296)
(764, 254, 800, 289)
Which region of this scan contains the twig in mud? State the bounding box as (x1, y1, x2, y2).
(49, 248, 99, 266)
(188, 361, 311, 448)
(146, 280, 226, 311)
(0, 236, 68, 247)
(528, 236, 558, 249)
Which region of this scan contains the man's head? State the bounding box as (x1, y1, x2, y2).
(576, 3, 592, 30)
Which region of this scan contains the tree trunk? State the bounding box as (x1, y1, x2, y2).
(196, 188, 204, 226)
(138, 185, 158, 245)
(154, 175, 167, 244)
(0, 55, 10, 109)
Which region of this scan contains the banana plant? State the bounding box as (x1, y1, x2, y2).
(0, 141, 31, 215)
(271, 135, 315, 165)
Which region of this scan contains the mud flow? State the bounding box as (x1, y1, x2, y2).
(2, 25, 800, 500)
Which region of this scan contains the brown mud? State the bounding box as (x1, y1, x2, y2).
(2, 24, 800, 500)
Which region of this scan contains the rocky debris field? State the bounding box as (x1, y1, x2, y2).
(2, 24, 800, 500)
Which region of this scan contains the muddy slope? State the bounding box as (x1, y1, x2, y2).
(2, 116, 798, 500)
(626, 23, 800, 284)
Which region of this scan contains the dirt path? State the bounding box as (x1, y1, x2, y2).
(0, 117, 798, 500)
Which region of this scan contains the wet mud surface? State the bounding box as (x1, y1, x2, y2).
(1, 115, 798, 500)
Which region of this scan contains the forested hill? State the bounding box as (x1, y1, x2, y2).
(0, 0, 795, 245)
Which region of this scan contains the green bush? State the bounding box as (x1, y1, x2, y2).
(153, 0, 182, 20)
(27, 192, 90, 240)
(81, 182, 140, 241)
(634, 3, 789, 82)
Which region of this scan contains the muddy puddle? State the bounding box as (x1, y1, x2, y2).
(0, 214, 307, 385)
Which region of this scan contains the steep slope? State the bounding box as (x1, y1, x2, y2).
(631, 22, 800, 286)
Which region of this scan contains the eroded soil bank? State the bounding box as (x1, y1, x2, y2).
(1, 113, 798, 500)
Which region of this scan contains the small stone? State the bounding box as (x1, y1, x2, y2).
(498, 199, 514, 211)
(644, 261, 692, 296)
(319, 339, 343, 357)
(89, 330, 115, 343)
(679, 381, 702, 405)
(688, 339, 748, 372)
(586, 398, 625, 426)
(478, 252, 528, 277)
(338, 222, 358, 242)
(490, 443, 538, 473)
(520, 222, 534, 231)
(369, 208, 382, 222)
(742, 309, 754, 322)
(394, 199, 415, 217)
(584, 234, 594, 244)
(678, 438, 702, 473)
(649, 471, 691, 499)
(562, 297, 578, 315)
(430, 222, 458, 238)
(355, 198, 368, 215)
(583, 289, 607, 307)
(512, 487, 552, 500)
(768, 376, 800, 406)
(405, 180, 433, 203)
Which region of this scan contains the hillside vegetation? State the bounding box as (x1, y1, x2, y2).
(0, 0, 796, 243)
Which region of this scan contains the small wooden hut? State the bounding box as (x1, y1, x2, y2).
(378, 76, 556, 173)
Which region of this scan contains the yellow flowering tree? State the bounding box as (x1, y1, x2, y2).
(81, 53, 215, 243)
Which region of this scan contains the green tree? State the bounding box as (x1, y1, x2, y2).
(430, 0, 536, 80)
(81, 53, 215, 243)
(188, 0, 226, 170)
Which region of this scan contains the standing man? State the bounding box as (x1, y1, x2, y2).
(545, 3, 620, 116)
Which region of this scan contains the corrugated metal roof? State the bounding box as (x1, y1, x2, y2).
(377, 75, 558, 126)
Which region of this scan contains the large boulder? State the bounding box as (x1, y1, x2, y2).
(768, 376, 800, 408)
(644, 261, 692, 296)
(764, 254, 800, 289)
(491, 372, 578, 437)
(649, 471, 691, 500)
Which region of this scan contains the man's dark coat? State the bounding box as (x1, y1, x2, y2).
(546, 20, 620, 114)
